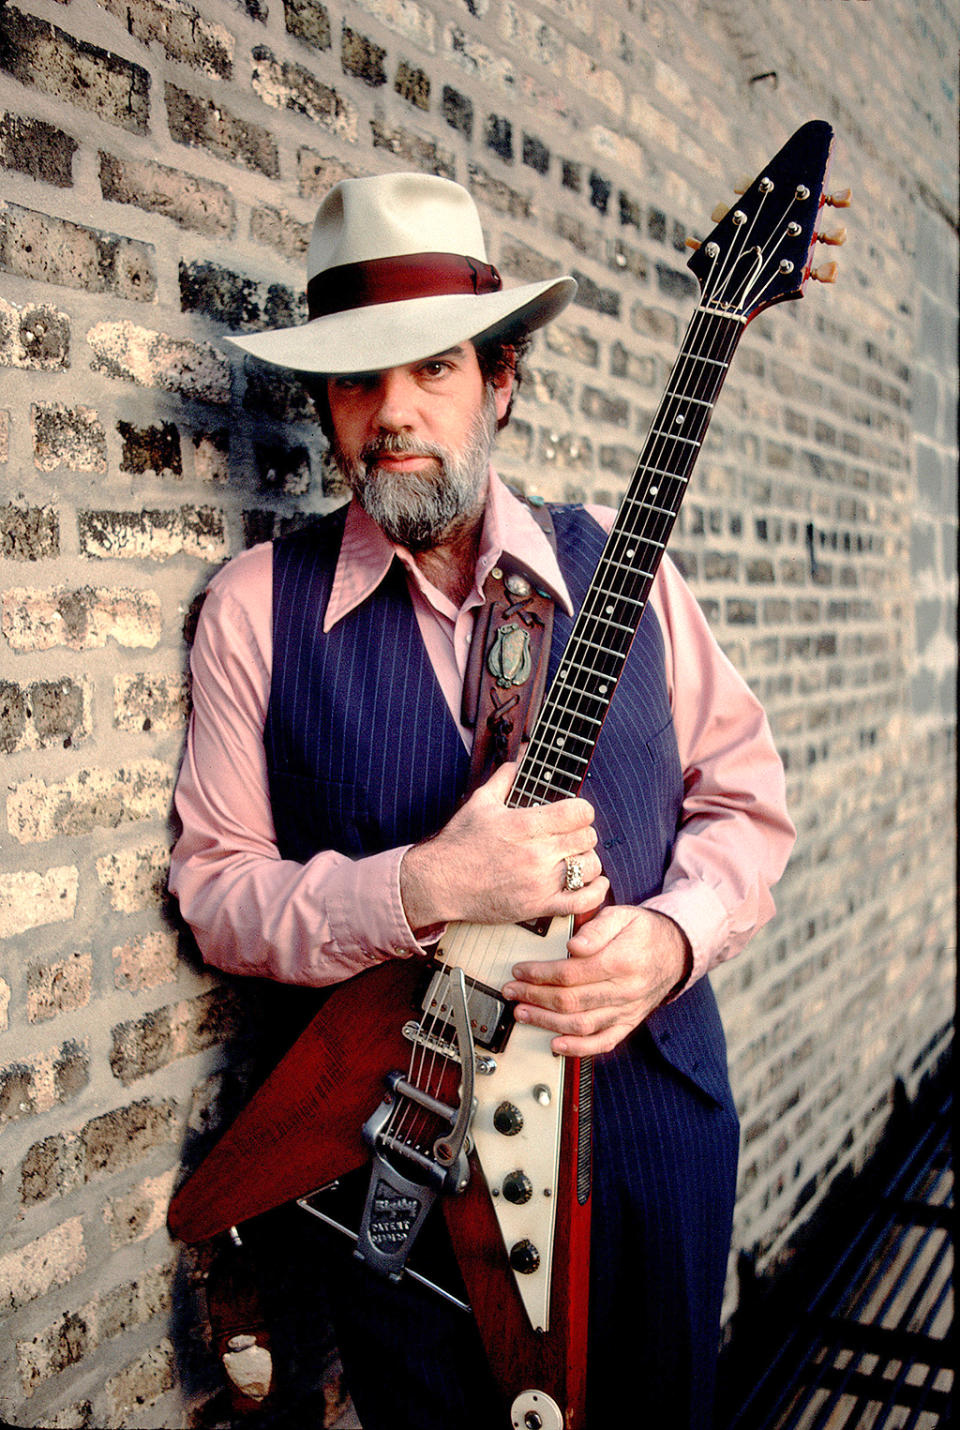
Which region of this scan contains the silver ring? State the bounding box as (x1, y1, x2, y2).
(563, 856, 585, 892)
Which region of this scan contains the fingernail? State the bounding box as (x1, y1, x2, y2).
(503, 983, 519, 1000)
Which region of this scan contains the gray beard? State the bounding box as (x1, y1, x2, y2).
(331, 394, 497, 552)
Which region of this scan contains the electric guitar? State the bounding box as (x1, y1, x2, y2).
(168, 120, 845, 1430)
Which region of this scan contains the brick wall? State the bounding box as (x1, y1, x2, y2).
(0, 0, 955, 1423)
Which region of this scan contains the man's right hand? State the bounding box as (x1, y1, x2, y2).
(399, 761, 608, 933)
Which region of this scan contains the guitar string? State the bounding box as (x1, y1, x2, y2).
(510, 184, 807, 810)
(508, 301, 739, 810)
(386, 173, 810, 1156)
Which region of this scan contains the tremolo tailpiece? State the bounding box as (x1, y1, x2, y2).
(354, 966, 477, 1280)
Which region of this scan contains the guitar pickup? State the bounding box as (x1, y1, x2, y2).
(421, 968, 514, 1052)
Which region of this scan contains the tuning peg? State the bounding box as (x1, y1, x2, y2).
(816, 224, 847, 246)
(732, 174, 754, 195)
(810, 261, 839, 284)
(685, 236, 702, 251)
(824, 187, 852, 208)
(710, 202, 730, 222)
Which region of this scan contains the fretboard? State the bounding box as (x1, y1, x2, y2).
(508, 308, 743, 811)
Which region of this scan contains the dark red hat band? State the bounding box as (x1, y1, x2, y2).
(307, 251, 503, 319)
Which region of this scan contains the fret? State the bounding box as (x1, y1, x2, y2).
(631, 465, 690, 485)
(620, 495, 677, 519)
(663, 391, 713, 408)
(685, 352, 729, 369)
(565, 633, 628, 661)
(598, 555, 658, 580)
(535, 709, 603, 737)
(579, 614, 636, 636)
(648, 429, 701, 447)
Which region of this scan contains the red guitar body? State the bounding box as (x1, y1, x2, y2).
(168, 958, 592, 1429)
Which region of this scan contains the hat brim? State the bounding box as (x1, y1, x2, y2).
(222, 276, 577, 375)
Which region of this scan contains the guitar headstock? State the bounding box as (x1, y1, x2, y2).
(687, 120, 846, 323)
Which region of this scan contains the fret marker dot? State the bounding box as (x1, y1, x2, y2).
(555, 736, 565, 746)
(626, 548, 635, 557)
(650, 485, 659, 495)
(605, 603, 614, 614)
(599, 683, 608, 694)
(675, 412, 685, 425)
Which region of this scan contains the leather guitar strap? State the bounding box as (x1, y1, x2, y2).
(461, 497, 556, 796)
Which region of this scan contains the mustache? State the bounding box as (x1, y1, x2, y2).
(361, 433, 446, 465)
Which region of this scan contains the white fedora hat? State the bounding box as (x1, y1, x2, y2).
(224, 172, 577, 375)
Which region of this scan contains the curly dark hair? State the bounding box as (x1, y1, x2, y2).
(303, 327, 532, 442)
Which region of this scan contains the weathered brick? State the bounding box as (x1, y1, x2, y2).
(571, 269, 620, 318)
(179, 258, 303, 330)
(0, 10, 150, 133)
(104, 1341, 175, 1422)
(0, 866, 78, 939)
(351, 0, 436, 48)
(0, 202, 156, 301)
(296, 149, 356, 200)
(565, 45, 623, 113)
(27, 951, 93, 1023)
(341, 25, 387, 85)
(8, 760, 174, 843)
(3, 586, 162, 652)
(0, 1041, 90, 1127)
(81, 1097, 179, 1180)
(20, 1132, 85, 1206)
(630, 302, 678, 343)
(466, 163, 531, 220)
(113, 930, 180, 992)
(256, 442, 312, 494)
(609, 341, 655, 387)
(500, 0, 563, 71)
(250, 205, 311, 262)
(109, 989, 239, 1084)
(580, 386, 629, 425)
(117, 421, 182, 478)
(394, 59, 430, 110)
(0, 113, 77, 187)
(114, 674, 188, 733)
(0, 977, 8, 1030)
(96, 0, 233, 77)
(370, 119, 456, 176)
(1, 504, 59, 560)
(0, 298, 70, 370)
(485, 113, 513, 163)
(86, 320, 230, 404)
(17, 1306, 93, 1395)
(192, 429, 230, 483)
(78, 506, 227, 562)
(102, 1168, 177, 1247)
(99, 152, 236, 237)
(285, 0, 332, 49)
(0, 1219, 86, 1314)
(97, 843, 170, 913)
(166, 83, 280, 175)
(441, 85, 473, 139)
(249, 49, 358, 141)
(32, 405, 107, 474)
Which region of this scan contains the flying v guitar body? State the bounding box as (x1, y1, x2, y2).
(167, 917, 592, 1430)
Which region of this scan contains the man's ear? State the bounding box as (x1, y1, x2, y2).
(491, 362, 516, 426)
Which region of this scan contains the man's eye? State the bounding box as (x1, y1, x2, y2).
(331, 373, 372, 391)
(419, 361, 451, 378)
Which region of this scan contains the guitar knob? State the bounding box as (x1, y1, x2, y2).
(825, 186, 852, 208)
(493, 1101, 524, 1136)
(509, 1239, 541, 1274)
(811, 261, 839, 284)
(816, 225, 847, 246)
(502, 1170, 533, 1205)
(710, 202, 730, 222)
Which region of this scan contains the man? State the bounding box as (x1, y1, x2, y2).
(169, 171, 795, 1428)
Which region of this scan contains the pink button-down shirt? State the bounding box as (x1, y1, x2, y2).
(169, 473, 795, 991)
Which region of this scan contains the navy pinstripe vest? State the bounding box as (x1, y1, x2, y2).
(264, 503, 732, 1106)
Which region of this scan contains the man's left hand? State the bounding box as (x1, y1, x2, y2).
(502, 906, 692, 1057)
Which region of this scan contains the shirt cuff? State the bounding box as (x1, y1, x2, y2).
(642, 879, 732, 988)
(323, 845, 440, 963)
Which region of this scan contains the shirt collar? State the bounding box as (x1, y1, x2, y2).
(323, 470, 574, 631)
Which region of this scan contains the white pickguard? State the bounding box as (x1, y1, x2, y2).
(434, 915, 573, 1333)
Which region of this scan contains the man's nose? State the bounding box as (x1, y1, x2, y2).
(373, 369, 417, 431)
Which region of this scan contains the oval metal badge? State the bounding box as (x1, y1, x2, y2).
(486, 622, 532, 688)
